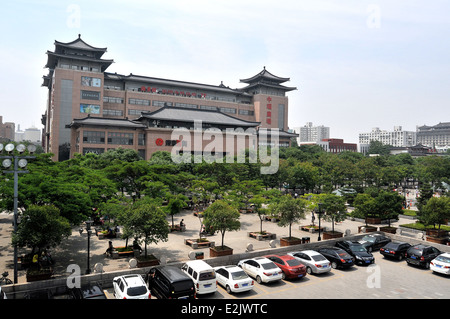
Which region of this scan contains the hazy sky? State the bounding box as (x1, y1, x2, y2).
(1, 0, 449, 143)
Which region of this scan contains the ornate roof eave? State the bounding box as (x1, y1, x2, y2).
(104, 72, 252, 97)
(54, 35, 108, 53)
(240, 67, 291, 84)
(45, 51, 114, 71)
(66, 116, 146, 129)
(240, 81, 297, 92)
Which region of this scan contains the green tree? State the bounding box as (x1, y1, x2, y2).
(12, 204, 72, 254)
(203, 200, 240, 249)
(269, 195, 307, 239)
(421, 197, 450, 230)
(353, 193, 377, 226)
(165, 193, 188, 229)
(317, 193, 347, 233)
(120, 200, 169, 258)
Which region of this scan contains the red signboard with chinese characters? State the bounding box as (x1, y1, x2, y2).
(266, 97, 272, 124)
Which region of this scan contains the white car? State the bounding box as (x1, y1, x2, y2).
(288, 250, 331, 275)
(214, 265, 254, 294)
(430, 252, 450, 276)
(237, 257, 283, 284)
(113, 274, 151, 299)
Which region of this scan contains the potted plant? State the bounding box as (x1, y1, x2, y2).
(202, 200, 240, 257)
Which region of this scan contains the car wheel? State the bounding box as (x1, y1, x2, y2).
(398, 254, 403, 261)
(367, 247, 372, 253)
(256, 276, 262, 284)
(226, 285, 232, 294)
(306, 267, 312, 275)
(425, 262, 430, 269)
(331, 262, 338, 269)
(281, 272, 286, 280)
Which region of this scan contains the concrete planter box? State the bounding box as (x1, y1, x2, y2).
(209, 246, 233, 257)
(300, 225, 324, 233)
(280, 237, 303, 246)
(323, 231, 343, 239)
(184, 238, 215, 249)
(247, 231, 276, 241)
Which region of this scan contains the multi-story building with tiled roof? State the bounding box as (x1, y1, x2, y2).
(416, 122, 450, 152)
(42, 35, 297, 161)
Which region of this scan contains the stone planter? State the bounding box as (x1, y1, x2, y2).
(365, 217, 382, 224)
(358, 226, 377, 233)
(26, 267, 54, 282)
(426, 236, 448, 244)
(379, 226, 397, 234)
(184, 238, 215, 249)
(248, 231, 276, 241)
(136, 255, 160, 268)
(323, 231, 343, 240)
(300, 225, 324, 233)
(209, 246, 233, 257)
(280, 237, 303, 246)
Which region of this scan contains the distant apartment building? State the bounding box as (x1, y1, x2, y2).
(0, 116, 15, 142)
(294, 122, 330, 145)
(416, 122, 450, 152)
(359, 126, 416, 148)
(317, 138, 357, 153)
(15, 125, 41, 144)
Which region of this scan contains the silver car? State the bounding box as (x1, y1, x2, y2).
(288, 250, 331, 275)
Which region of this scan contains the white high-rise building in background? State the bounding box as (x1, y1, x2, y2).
(358, 126, 416, 148)
(294, 122, 330, 145)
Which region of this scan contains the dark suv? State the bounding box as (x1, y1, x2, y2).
(335, 241, 375, 266)
(147, 266, 196, 299)
(406, 244, 441, 269)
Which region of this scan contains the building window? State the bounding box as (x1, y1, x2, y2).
(107, 132, 134, 145)
(238, 109, 254, 116)
(128, 109, 144, 116)
(219, 107, 236, 114)
(200, 105, 218, 111)
(83, 131, 105, 144)
(81, 76, 101, 87)
(175, 102, 198, 109)
(152, 100, 172, 107)
(129, 98, 150, 106)
(83, 147, 105, 155)
(138, 133, 145, 146)
(103, 96, 124, 104)
(103, 109, 123, 116)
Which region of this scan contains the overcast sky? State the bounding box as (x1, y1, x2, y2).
(1, 0, 449, 143)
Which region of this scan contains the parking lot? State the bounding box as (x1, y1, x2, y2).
(101, 250, 449, 300)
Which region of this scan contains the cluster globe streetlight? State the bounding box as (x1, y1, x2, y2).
(1, 143, 36, 284)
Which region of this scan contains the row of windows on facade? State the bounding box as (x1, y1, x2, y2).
(80, 131, 145, 146)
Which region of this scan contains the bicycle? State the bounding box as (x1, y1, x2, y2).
(0, 272, 13, 285)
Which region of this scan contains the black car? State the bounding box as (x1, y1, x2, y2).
(335, 241, 375, 266)
(406, 244, 441, 269)
(147, 266, 196, 299)
(70, 283, 107, 299)
(380, 241, 411, 261)
(317, 247, 354, 269)
(358, 234, 391, 252)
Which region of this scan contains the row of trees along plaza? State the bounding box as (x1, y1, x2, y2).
(0, 140, 449, 279)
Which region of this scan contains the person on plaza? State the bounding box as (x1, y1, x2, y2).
(105, 241, 114, 257)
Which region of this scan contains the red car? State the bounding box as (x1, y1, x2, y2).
(264, 254, 307, 280)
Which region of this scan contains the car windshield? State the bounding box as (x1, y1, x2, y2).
(311, 255, 327, 261)
(349, 244, 367, 252)
(231, 270, 248, 280)
(362, 236, 375, 242)
(435, 255, 450, 263)
(261, 262, 277, 270)
(199, 271, 216, 281)
(127, 286, 148, 296)
(286, 259, 302, 267)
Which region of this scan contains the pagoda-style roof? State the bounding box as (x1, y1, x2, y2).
(45, 35, 114, 71)
(240, 67, 291, 84)
(66, 116, 146, 129)
(239, 67, 297, 93)
(138, 106, 260, 128)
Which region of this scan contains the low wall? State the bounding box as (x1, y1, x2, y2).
(3, 231, 450, 299)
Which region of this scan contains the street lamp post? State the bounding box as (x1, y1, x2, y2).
(317, 203, 325, 242)
(0, 143, 36, 284)
(79, 220, 93, 274)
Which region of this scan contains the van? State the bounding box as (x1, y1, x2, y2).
(147, 266, 196, 299)
(181, 260, 217, 295)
